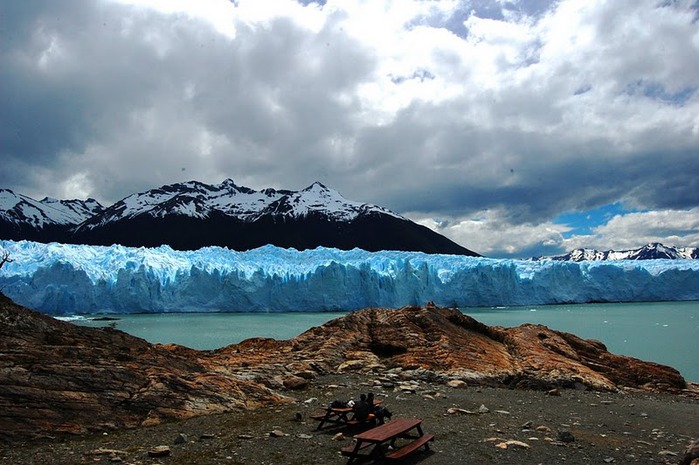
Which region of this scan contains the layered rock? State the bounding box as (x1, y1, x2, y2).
(212, 306, 687, 393)
(0, 296, 688, 443)
(0, 295, 286, 442)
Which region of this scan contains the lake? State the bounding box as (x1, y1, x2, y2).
(66, 301, 699, 382)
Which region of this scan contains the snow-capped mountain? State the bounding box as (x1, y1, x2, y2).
(255, 181, 401, 222)
(0, 180, 478, 255)
(0, 189, 104, 241)
(75, 180, 400, 229)
(534, 243, 698, 261)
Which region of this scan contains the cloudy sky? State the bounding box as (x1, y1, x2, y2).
(1, 0, 698, 258)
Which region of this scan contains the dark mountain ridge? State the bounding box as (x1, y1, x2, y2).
(0, 180, 478, 255)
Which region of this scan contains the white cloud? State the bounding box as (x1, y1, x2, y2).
(413, 207, 699, 257)
(410, 208, 571, 257)
(1, 0, 698, 257)
(563, 208, 699, 251)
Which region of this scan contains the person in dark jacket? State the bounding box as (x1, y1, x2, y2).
(352, 394, 371, 421)
(367, 392, 391, 424)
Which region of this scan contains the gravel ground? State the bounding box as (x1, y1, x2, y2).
(2, 373, 697, 465)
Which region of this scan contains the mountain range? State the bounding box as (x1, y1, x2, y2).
(0, 180, 478, 255)
(533, 242, 698, 261)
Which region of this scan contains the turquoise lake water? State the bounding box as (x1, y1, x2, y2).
(67, 301, 699, 382)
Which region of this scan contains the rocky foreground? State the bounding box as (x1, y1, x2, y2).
(2, 373, 698, 465)
(0, 294, 695, 447)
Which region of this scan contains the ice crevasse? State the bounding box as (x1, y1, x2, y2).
(0, 240, 698, 315)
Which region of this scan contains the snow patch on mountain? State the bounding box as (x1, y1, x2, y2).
(258, 182, 399, 221)
(1, 240, 698, 314)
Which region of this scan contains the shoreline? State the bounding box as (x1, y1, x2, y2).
(2, 373, 698, 465)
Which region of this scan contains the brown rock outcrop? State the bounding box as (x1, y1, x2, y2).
(211, 306, 686, 393)
(0, 297, 688, 443)
(0, 295, 286, 443)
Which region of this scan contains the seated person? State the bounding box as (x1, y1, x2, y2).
(352, 394, 371, 422)
(367, 392, 391, 424)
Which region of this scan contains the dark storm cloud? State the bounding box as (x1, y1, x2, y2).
(0, 0, 182, 194)
(0, 0, 374, 202)
(0, 1, 94, 181)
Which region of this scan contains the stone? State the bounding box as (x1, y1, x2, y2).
(447, 379, 467, 389)
(446, 407, 473, 415)
(546, 388, 561, 396)
(337, 360, 365, 372)
(557, 431, 575, 443)
(679, 439, 699, 465)
(269, 430, 286, 438)
(477, 404, 490, 414)
(495, 440, 531, 449)
(86, 449, 127, 456)
(332, 433, 345, 441)
(282, 375, 308, 390)
(174, 433, 188, 444)
(294, 370, 317, 380)
(147, 446, 171, 458)
(507, 440, 531, 449)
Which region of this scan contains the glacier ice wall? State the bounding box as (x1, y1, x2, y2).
(1, 240, 698, 315)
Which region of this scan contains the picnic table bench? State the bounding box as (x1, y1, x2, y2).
(341, 417, 434, 463)
(311, 406, 375, 430)
(311, 399, 382, 430)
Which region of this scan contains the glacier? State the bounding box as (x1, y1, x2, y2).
(1, 240, 698, 315)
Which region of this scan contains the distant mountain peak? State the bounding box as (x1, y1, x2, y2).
(303, 181, 329, 190)
(534, 242, 698, 261)
(216, 178, 252, 194)
(260, 181, 400, 221)
(0, 189, 103, 229)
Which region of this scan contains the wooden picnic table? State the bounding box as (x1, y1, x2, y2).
(311, 406, 355, 430)
(311, 400, 382, 430)
(341, 417, 434, 464)
(311, 406, 377, 430)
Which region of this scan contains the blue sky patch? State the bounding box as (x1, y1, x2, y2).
(624, 80, 696, 106)
(554, 203, 642, 238)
